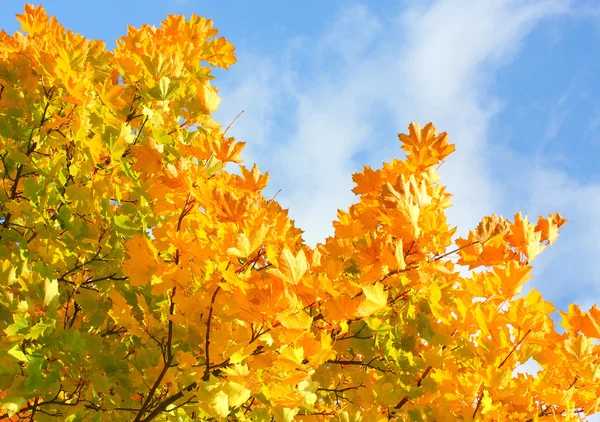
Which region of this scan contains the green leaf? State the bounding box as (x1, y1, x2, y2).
(33, 261, 54, 280)
(0, 396, 26, 417)
(60, 330, 86, 356)
(408, 408, 424, 422)
(91, 372, 110, 393)
(23, 178, 38, 199)
(65, 412, 84, 422)
(114, 215, 138, 233)
(25, 356, 44, 393)
(98, 352, 128, 376)
(0, 114, 15, 138)
(152, 126, 171, 145)
(11, 151, 28, 165)
(159, 76, 171, 99)
(7, 344, 27, 362)
(25, 321, 51, 340)
(5, 313, 30, 336)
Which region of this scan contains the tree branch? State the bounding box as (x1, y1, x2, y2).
(497, 329, 531, 369)
(326, 358, 393, 374)
(133, 287, 176, 422)
(203, 285, 221, 381)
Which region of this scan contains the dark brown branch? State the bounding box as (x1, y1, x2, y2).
(497, 329, 531, 369)
(0, 86, 55, 241)
(393, 343, 452, 411)
(63, 289, 82, 330)
(28, 397, 39, 421)
(133, 288, 176, 422)
(336, 323, 371, 341)
(203, 285, 221, 381)
(430, 240, 479, 262)
(523, 406, 587, 422)
(0, 379, 84, 420)
(472, 390, 483, 420)
(326, 358, 393, 374)
(394, 396, 409, 411)
(57, 247, 105, 283)
(81, 273, 128, 286)
(100, 325, 127, 337)
(317, 383, 363, 407)
(138, 382, 197, 422)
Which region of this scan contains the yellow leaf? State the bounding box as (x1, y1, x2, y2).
(224, 381, 251, 408)
(563, 333, 594, 363)
(266, 244, 279, 267)
(281, 248, 308, 286)
(278, 311, 312, 331)
(352, 166, 383, 195)
(44, 278, 59, 306)
(272, 407, 299, 422)
(279, 346, 304, 366)
(89, 133, 105, 165)
(480, 389, 493, 415)
(227, 233, 252, 259)
(211, 390, 229, 418)
(177, 350, 197, 367)
(204, 37, 236, 69)
(213, 137, 245, 163)
(358, 282, 388, 317)
(493, 261, 533, 296)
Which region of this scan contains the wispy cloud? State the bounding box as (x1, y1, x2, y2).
(540, 88, 571, 156)
(216, 54, 279, 170)
(219, 0, 571, 246)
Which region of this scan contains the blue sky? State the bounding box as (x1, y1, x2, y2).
(3, 0, 600, 403)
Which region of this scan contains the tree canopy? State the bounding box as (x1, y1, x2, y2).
(1, 4, 599, 421)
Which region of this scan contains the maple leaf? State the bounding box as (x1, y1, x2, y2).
(398, 122, 455, 169)
(204, 37, 236, 69)
(226, 225, 268, 259)
(122, 235, 159, 286)
(535, 213, 567, 245)
(357, 282, 388, 317)
(352, 166, 383, 195)
(131, 137, 165, 175)
(474, 214, 511, 244)
(16, 4, 49, 35)
(492, 261, 533, 296)
(507, 212, 546, 261)
(238, 164, 269, 191)
(213, 137, 245, 163)
(560, 304, 600, 339)
(211, 188, 252, 222)
(563, 333, 594, 363)
(281, 248, 308, 286)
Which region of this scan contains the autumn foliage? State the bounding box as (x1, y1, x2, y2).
(1, 5, 600, 422)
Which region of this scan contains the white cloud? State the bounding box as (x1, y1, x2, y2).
(220, 0, 570, 245)
(215, 55, 280, 171)
(543, 90, 570, 142)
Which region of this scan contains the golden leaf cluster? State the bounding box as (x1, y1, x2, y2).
(0, 5, 596, 422)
